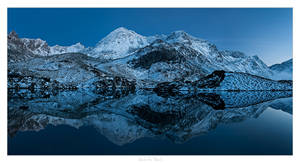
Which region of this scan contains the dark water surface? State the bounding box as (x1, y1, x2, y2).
(8, 89, 292, 155)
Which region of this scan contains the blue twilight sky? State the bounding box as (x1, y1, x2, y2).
(8, 8, 292, 66)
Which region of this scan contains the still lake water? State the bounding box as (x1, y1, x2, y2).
(8, 89, 292, 155)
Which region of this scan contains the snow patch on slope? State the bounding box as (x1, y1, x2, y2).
(50, 43, 85, 55)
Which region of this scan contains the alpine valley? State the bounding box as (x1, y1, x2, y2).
(8, 27, 292, 92)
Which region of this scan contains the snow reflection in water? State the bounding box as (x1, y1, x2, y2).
(8, 89, 292, 146)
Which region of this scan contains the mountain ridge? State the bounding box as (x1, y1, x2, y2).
(269, 59, 292, 80)
(7, 27, 293, 90)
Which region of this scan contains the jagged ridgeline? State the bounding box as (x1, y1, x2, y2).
(8, 27, 292, 92)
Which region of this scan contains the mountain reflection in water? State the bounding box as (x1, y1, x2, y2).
(8, 89, 292, 154)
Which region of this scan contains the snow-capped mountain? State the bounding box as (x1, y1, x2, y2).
(88, 27, 149, 59)
(95, 39, 213, 85)
(7, 28, 275, 80)
(7, 27, 292, 91)
(8, 31, 85, 60)
(8, 31, 38, 63)
(87, 28, 272, 79)
(270, 59, 292, 72)
(165, 30, 220, 61)
(269, 59, 292, 80)
(163, 31, 273, 78)
(95, 33, 273, 85)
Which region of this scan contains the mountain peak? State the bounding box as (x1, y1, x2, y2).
(173, 30, 187, 35)
(166, 30, 204, 44)
(72, 42, 84, 48)
(8, 30, 19, 39)
(269, 58, 293, 80)
(91, 27, 148, 59)
(99, 27, 144, 43)
(112, 27, 130, 33)
(270, 58, 293, 71)
(106, 27, 138, 37)
(169, 30, 190, 38)
(252, 55, 259, 60)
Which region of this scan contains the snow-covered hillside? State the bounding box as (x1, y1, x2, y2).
(8, 28, 292, 91)
(270, 59, 292, 72)
(8, 52, 136, 92)
(161, 30, 272, 78)
(8, 28, 274, 78)
(90, 28, 273, 81)
(95, 39, 212, 86)
(269, 59, 292, 80)
(94, 41, 273, 86)
(50, 43, 85, 55)
(8, 31, 38, 63)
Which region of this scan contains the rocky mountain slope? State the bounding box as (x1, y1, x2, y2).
(93, 28, 273, 81)
(8, 52, 136, 92)
(7, 27, 293, 90)
(8, 31, 85, 61)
